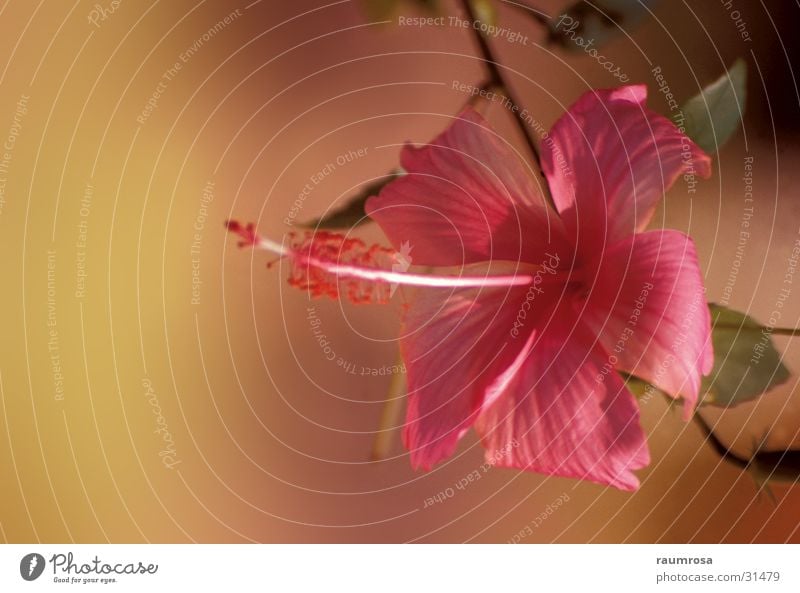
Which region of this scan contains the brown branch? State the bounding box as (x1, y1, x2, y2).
(459, 0, 557, 212)
(714, 323, 800, 338)
(691, 411, 749, 470)
(461, 0, 540, 164)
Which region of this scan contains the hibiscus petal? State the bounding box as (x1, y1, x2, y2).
(400, 262, 556, 469)
(580, 229, 713, 417)
(366, 109, 567, 267)
(475, 309, 649, 491)
(541, 85, 711, 257)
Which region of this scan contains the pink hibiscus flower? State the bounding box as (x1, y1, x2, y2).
(362, 85, 713, 490)
(228, 85, 713, 491)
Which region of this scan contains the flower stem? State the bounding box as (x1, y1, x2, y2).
(459, 0, 557, 212)
(712, 322, 800, 337)
(691, 410, 749, 470)
(370, 353, 407, 461)
(460, 0, 540, 163)
(770, 327, 800, 337)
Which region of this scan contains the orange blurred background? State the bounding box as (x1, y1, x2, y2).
(1, 0, 799, 543)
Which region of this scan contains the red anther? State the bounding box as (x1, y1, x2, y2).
(225, 219, 259, 248)
(286, 230, 398, 304)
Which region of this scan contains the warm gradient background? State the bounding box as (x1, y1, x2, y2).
(1, 0, 800, 543)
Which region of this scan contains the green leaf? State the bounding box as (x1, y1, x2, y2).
(619, 304, 791, 408)
(680, 59, 747, 153)
(623, 374, 685, 415)
(701, 304, 790, 407)
(301, 171, 401, 229)
(550, 0, 660, 50)
(621, 371, 661, 400)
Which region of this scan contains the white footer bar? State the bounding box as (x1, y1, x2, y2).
(0, 544, 796, 591)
